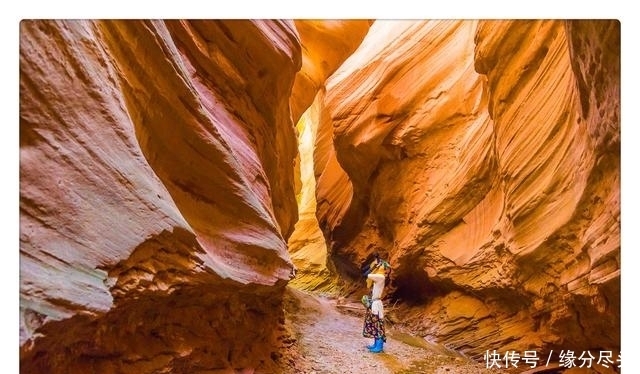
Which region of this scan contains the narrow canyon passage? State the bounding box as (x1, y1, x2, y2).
(19, 19, 620, 374)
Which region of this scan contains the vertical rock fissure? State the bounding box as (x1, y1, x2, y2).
(287, 96, 341, 295)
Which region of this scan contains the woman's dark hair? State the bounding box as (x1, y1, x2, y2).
(361, 252, 381, 277)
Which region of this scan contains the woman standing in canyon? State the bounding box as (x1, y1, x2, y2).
(362, 254, 391, 353)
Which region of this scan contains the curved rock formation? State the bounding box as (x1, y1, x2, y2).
(20, 17, 620, 372)
(287, 21, 371, 293)
(287, 91, 341, 293)
(290, 20, 372, 124)
(315, 19, 620, 359)
(318, 19, 495, 275)
(99, 20, 299, 284)
(20, 19, 301, 373)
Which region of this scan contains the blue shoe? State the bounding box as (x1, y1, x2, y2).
(366, 339, 376, 349)
(369, 337, 384, 353)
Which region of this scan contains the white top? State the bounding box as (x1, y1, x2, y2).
(367, 273, 385, 318)
(367, 273, 385, 299)
(371, 299, 384, 319)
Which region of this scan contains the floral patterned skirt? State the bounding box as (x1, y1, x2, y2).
(362, 308, 386, 341)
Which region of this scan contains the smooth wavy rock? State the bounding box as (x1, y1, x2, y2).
(20, 19, 301, 373)
(315, 19, 619, 359)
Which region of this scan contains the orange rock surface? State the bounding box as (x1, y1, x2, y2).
(287, 21, 371, 293)
(315, 19, 620, 358)
(20, 18, 620, 372)
(290, 20, 372, 123)
(287, 91, 342, 293)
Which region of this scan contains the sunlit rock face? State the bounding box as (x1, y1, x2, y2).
(317, 19, 494, 275)
(290, 20, 372, 124)
(287, 21, 371, 293)
(20, 19, 300, 373)
(316, 19, 620, 358)
(287, 91, 341, 293)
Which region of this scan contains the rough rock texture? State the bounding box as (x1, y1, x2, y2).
(315, 19, 620, 360)
(20, 19, 300, 373)
(317, 19, 495, 274)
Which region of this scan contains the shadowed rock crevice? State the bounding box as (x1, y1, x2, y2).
(21, 284, 288, 373)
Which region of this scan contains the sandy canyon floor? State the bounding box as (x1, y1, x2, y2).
(280, 287, 508, 374)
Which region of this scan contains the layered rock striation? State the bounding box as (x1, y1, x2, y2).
(20, 19, 302, 373)
(315, 19, 620, 359)
(19, 17, 620, 371)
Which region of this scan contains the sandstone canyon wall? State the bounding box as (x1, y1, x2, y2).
(287, 93, 339, 293)
(287, 21, 372, 293)
(315, 19, 620, 360)
(20, 19, 304, 373)
(290, 20, 372, 125)
(20, 18, 620, 372)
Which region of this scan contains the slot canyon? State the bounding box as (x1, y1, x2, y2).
(20, 19, 620, 373)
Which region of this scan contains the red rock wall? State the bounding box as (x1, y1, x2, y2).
(317, 19, 495, 275)
(98, 20, 299, 284)
(315, 19, 620, 358)
(20, 19, 301, 373)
